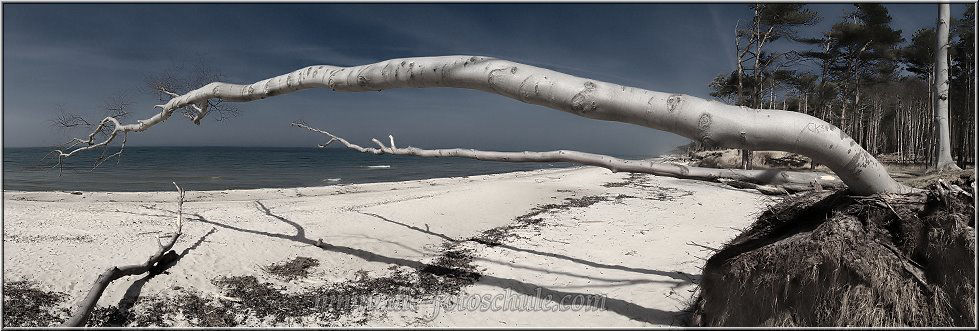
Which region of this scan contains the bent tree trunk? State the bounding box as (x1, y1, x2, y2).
(66, 56, 912, 195)
(934, 3, 960, 170)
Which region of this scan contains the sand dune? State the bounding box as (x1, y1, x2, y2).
(2, 166, 775, 327)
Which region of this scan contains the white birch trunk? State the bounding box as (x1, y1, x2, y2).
(69, 56, 912, 195)
(934, 3, 960, 170)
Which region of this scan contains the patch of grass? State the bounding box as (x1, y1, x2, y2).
(2, 280, 68, 327)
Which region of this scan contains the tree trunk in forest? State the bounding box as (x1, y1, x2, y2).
(734, 20, 753, 170)
(56, 56, 913, 195)
(934, 3, 960, 170)
(741, 148, 753, 170)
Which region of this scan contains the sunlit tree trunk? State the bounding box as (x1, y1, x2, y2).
(59, 56, 913, 194)
(934, 3, 960, 170)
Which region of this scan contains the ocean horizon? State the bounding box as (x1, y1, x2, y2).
(2, 146, 653, 192)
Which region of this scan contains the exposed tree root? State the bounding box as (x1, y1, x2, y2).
(688, 176, 975, 326)
(61, 183, 187, 327)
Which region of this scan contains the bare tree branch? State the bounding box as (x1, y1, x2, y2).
(51, 105, 93, 128)
(62, 182, 186, 327)
(52, 62, 238, 170)
(292, 122, 843, 194)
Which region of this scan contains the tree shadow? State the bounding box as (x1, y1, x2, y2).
(184, 202, 684, 325)
(257, 203, 661, 284)
(189, 207, 429, 270)
(474, 256, 683, 286)
(134, 201, 696, 282)
(356, 210, 457, 242)
(114, 227, 218, 322)
(332, 233, 430, 255)
(111, 209, 172, 218)
(255, 201, 304, 239)
(476, 274, 683, 325)
(356, 209, 697, 283)
(487, 243, 700, 284)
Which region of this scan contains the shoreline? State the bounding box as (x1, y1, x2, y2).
(2, 167, 591, 203)
(3, 165, 774, 327)
(0, 166, 582, 194)
(3, 145, 660, 193)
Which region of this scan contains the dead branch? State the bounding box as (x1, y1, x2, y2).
(292, 122, 844, 194)
(51, 63, 235, 171)
(61, 182, 186, 327)
(686, 241, 721, 252)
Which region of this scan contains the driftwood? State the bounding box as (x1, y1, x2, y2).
(293, 122, 842, 195)
(61, 182, 186, 327)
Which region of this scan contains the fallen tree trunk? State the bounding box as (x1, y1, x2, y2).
(293, 122, 843, 194)
(56, 55, 912, 195)
(61, 183, 186, 327)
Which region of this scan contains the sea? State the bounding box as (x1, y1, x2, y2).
(2, 147, 649, 192)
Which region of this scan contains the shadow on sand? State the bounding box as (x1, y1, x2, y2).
(356, 209, 698, 284)
(117, 228, 218, 312)
(175, 200, 688, 325)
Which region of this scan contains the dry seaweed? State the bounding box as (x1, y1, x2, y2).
(473, 194, 615, 246)
(2, 281, 68, 327)
(262, 256, 320, 280)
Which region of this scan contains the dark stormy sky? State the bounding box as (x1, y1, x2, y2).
(2, 3, 971, 155)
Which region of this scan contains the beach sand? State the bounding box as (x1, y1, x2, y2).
(3, 166, 777, 327)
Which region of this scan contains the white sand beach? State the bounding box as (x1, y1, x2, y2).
(3, 166, 777, 327)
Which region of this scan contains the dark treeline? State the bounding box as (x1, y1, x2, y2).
(709, 3, 975, 167)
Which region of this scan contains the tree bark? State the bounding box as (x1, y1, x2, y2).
(934, 3, 960, 170)
(64, 56, 912, 195)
